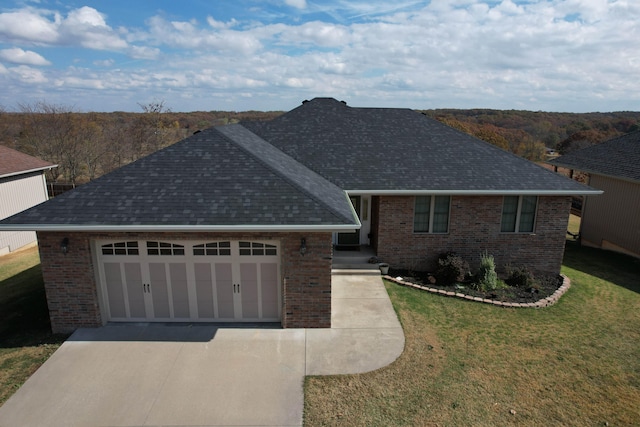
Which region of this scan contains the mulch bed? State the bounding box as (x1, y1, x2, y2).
(387, 268, 564, 304)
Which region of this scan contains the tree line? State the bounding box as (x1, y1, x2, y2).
(424, 109, 640, 161)
(1, 102, 638, 185)
(0, 102, 280, 185)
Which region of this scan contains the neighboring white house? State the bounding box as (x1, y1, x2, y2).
(0, 145, 56, 255)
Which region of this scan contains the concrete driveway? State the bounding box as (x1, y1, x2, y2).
(0, 274, 404, 427)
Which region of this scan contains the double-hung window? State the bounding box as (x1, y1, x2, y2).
(501, 196, 537, 233)
(414, 196, 450, 233)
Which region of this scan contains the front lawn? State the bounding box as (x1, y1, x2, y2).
(304, 241, 640, 426)
(0, 246, 67, 406)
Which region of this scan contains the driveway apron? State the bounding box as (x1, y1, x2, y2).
(0, 274, 404, 427)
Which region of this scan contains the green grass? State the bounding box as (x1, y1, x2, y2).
(304, 242, 640, 426)
(0, 247, 67, 406)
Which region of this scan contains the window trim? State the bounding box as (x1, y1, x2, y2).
(413, 195, 451, 234)
(501, 195, 538, 233)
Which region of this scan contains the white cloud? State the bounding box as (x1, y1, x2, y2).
(59, 7, 127, 50)
(10, 65, 48, 83)
(0, 47, 50, 65)
(206, 16, 238, 29)
(0, 9, 60, 44)
(93, 59, 114, 67)
(278, 21, 351, 47)
(0, 1, 639, 112)
(128, 45, 160, 60)
(285, 0, 307, 9)
(0, 6, 127, 51)
(143, 15, 262, 54)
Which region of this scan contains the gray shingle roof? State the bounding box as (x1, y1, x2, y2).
(548, 130, 640, 183)
(244, 98, 596, 194)
(0, 126, 358, 231)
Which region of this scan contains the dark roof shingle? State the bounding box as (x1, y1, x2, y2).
(244, 98, 594, 194)
(0, 127, 358, 230)
(548, 130, 640, 182)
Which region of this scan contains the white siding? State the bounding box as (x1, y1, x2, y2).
(0, 172, 48, 253)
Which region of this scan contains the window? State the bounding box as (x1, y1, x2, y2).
(239, 241, 278, 256)
(146, 241, 185, 255)
(193, 242, 231, 256)
(501, 196, 537, 233)
(414, 196, 450, 233)
(101, 241, 139, 255)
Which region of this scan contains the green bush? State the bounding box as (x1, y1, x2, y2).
(476, 251, 500, 292)
(435, 252, 469, 285)
(505, 265, 535, 289)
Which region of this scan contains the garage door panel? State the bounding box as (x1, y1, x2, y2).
(98, 240, 280, 323)
(240, 263, 259, 318)
(149, 263, 170, 318)
(261, 263, 279, 319)
(194, 263, 215, 318)
(124, 263, 146, 318)
(170, 263, 190, 319)
(103, 262, 126, 318)
(215, 263, 235, 319)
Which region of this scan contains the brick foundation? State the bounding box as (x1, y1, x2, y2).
(374, 195, 571, 276)
(36, 231, 332, 334)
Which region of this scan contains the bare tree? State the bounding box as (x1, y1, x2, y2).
(17, 101, 79, 182)
(134, 99, 174, 153)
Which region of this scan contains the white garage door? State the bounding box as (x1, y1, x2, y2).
(96, 240, 281, 323)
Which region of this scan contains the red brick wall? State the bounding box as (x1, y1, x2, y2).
(37, 232, 102, 334)
(36, 231, 332, 333)
(375, 195, 571, 276)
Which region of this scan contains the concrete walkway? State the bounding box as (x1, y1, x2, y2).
(0, 274, 404, 427)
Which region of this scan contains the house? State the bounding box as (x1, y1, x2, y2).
(548, 130, 640, 258)
(0, 98, 598, 333)
(0, 146, 56, 255)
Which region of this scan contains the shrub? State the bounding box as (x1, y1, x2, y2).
(505, 265, 535, 289)
(476, 251, 500, 292)
(435, 252, 469, 285)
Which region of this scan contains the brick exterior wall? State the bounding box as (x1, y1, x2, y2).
(36, 231, 332, 334)
(374, 195, 571, 276)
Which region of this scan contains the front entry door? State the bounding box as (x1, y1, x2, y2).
(337, 195, 361, 245)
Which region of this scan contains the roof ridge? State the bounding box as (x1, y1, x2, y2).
(215, 124, 358, 226)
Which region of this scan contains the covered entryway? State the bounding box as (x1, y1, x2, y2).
(95, 240, 281, 323)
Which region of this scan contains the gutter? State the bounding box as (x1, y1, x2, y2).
(0, 223, 361, 233)
(347, 189, 603, 196)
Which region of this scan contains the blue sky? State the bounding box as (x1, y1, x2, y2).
(0, 0, 638, 112)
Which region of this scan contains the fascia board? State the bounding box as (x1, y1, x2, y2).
(0, 165, 58, 180)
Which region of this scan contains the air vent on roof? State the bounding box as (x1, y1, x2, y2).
(193, 130, 202, 135)
(340, 100, 347, 105)
(302, 100, 310, 104)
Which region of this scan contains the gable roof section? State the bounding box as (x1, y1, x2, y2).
(216, 124, 355, 224)
(548, 130, 640, 183)
(244, 98, 597, 195)
(0, 126, 358, 232)
(0, 145, 56, 179)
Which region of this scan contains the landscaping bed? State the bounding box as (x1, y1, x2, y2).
(387, 268, 563, 304)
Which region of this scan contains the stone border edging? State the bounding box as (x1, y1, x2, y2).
(383, 274, 571, 308)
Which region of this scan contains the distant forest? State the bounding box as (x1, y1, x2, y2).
(1, 101, 639, 186)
